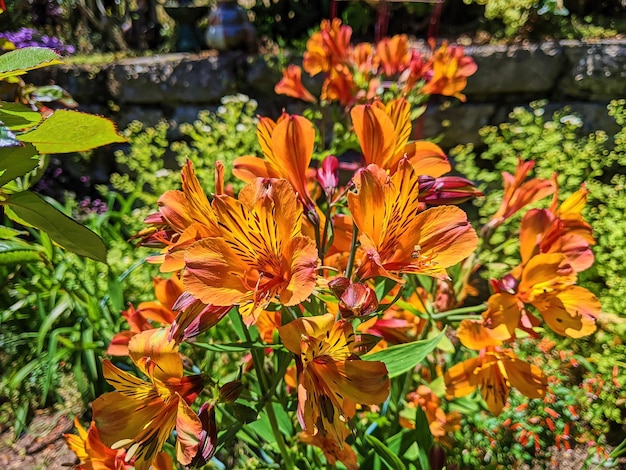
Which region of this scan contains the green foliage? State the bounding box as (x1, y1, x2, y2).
(451, 99, 626, 315)
(172, 94, 261, 195)
(0, 47, 125, 262)
(464, 0, 622, 39)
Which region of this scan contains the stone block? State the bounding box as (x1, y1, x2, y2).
(464, 42, 565, 97)
(421, 102, 497, 149)
(107, 51, 242, 104)
(558, 40, 626, 101)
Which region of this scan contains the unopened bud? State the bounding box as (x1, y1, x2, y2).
(418, 175, 482, 205)
(317, 155, 339, 199)
(328, 276, 350, 298)
(339, 283, 378, 318)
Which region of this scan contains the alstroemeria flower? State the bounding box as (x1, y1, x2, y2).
(376, 34, 410, 76)
(402, 386, 461, 446)
(518, 185, 595, 274)
(108, 274, 183, 356)
(348, 159, 478, 281)
(278, 314, 389, 444)
(275, 64, 316, 103)
(92, 329, 204, 470)
(299, 430, 358, 470)
(303, 18, 352, 76)
(358, 290, 427, 348)
(483, 253, 601, 339)
(138, 160, 221, 272)
(183, 178, 319, 325)
(322, 64, 357, 107)
(351, 97, 450, 176)
(233, 113, 317, 214)
(421, 40, 477, 102)
(64, 418, 131, 470)
(485, 159, 556, 233)
(444, 320, 547, 415)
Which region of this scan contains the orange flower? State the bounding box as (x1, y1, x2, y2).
(108, 274, 183, 356)
(376, 34, 410, 76)
(321, 64, 357, 107)
(303, 18, 352, 76)
(64, 418, 130, 470)
(139, 160, 221, 272)
(299, 431, 358, 470)
(351, 97, 450, 176)
(233, 113, 317, 213)
(444, 320, 547, 415)
(92, 329, 204, 470)
(278, 314, 389, 444)
(421, 40, 477, 101)
(350, 41, 377, 74)
(348, 159, 478, 281)
(485, 159, 556, 233)
(518, 185, 595, 274)
(483, 253, 601, 339)
(183, 178, 319, 325)
(358, 290, 427, 348)
(403, 386, 461, 446)
(275, 64, 316, 103)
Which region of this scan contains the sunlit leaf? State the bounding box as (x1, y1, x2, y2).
(363, 329, 445, 378)
(0, 47, 63, 80)
(18, 110, 126, 153)
(0, 102, 42, 130)
(3, 191, 107, 262)
(0, 142, 38, 186)
(365, 434, 407, 470)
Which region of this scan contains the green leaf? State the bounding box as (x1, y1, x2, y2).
(0, 142, 38, 186)
(0, 249, 43, 265)
(363, 329, 445, 378)
(365, 434, 407, 470)
(0, 102, 42, 130)
(0, 47, 63, 80)
(3, 191, 107, 262)
(18, 110, 126, 153)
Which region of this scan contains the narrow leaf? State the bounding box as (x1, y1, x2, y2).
(0, 249, 43, 265)
(3, 191, 107, 262)
(0, 47, 63, 80)
(365, 435, 407, 470)
(0, 102, 42, 130)
(0, 142, 38, 186)
(363, 329, 445, 378)
(18, 110, 126, 153)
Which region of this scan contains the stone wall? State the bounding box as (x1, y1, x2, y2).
(30, 39, 626, 150)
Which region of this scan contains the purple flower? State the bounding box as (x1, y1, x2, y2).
(0, 27, 75, 55)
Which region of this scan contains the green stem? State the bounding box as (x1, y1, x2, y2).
(241, 316, 294, 469)
(345, 223, 359, 280)
(430, 303, 487, 320)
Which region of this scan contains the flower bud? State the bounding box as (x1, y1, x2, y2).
(339, 283, 378, 318)
(418, 175, 482, 205)
(328, 276, 350, 298)
(317, 155, 340, 199)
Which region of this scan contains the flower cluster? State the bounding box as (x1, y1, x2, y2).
(275, 18, 477, 108)
(0, 27, 75, 55)
(63, 19, 603, 470)
(444, 160, 601, 415)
